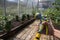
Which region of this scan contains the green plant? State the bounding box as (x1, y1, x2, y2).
(15, 15, 19, 21)
(4, 17, 8, 22)
(26, 14, 30, 20)
(5, 21, 12, 32)
(32, 9, 36, 17)
(21, 14, 26, 21)
(43, 0, 60, 27)
(0, 24, 3, 32)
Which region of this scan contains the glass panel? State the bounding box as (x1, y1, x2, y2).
(6, 0, 18, 21)
(0, 0, 4, 25)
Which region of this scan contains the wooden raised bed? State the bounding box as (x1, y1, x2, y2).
(0, 18, 35, 40)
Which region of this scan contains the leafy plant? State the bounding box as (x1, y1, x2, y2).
(5, 21, 12, 32)
(43, 0, 60, 26)
(15, 15, 19, 21)
(3, 16, 8, 23)
(21, 14, 26, 21)
(26, 14, 30, 20)
(32, 9, 36, 17)
(0, 24, 3, 32)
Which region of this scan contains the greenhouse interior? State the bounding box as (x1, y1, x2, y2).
(0, 0, 60, 40)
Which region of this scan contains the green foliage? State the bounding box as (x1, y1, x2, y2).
(5, 21, 12, 32)
(21, 14, 26, 21)
(4, 17, 8, 22)
(15, 15, 19, 21)
(32, 9, 36, 17)
(44, 8, 60, 23)
(26, 14, 30, 20)
(0, 24, 3, 31)
(43, 0, 60, 26)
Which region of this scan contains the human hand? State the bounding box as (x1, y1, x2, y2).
(42, 20, 54, 35)
(42, 20, 60, 38)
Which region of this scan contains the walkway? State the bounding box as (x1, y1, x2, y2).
(9, 20, 60, 40)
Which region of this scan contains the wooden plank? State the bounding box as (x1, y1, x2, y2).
(8, 20, 60, 40)
(20, 20, 40, 40)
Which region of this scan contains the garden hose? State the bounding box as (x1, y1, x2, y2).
(34, 18, 49, 40)
(44, 20, 49, 40)
(45, 26, 49, 40)
(34, 32, 41, 40)
(39, 24, 44, 32)
(42, 20, 49, 35)
(46, 26, 48, 35)
(34, 23, 43, 40)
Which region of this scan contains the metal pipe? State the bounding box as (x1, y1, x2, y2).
(18, 0, 20, 16)
(4, 0, 6, 16)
